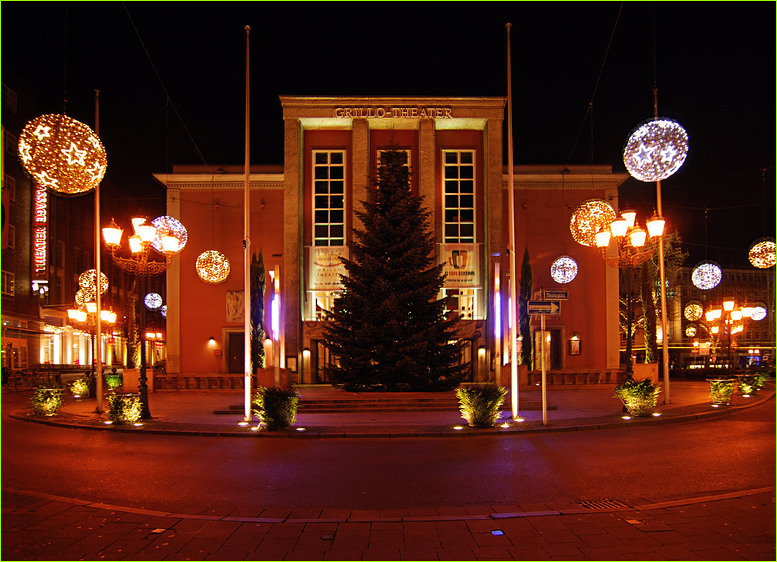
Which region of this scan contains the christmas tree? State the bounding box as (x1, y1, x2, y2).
(323, 147, 468, 391)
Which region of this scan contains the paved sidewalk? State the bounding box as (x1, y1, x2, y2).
(5, 380, 775, 438)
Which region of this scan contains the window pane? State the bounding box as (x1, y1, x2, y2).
(460, 180, 474, 193)
(460, 152, 473, 164)
(445, 152, 458, 164)
(330, 181, 344, 194)
(330, 166, 344, 180)
(315, 210, 328, 223)
(315, 181, 328, 194)
(315, 195, 328, 208)
(315, 152, 328, 164)
(445, 224, 459, 237)
(445, 209, 459, 222)
(445, 195, 458, 208)
(460, 166, 474, 179)
(460, 224, 474, 238)
(330, 225, 344, 238)
(330, 152, 343, 164)
(460, 209, 474, 222)
(315, 225, 329, 238)
(314, 167, 328, 179)
(444, 180, 458, 193)
(330, 210, 344, 223)
(330, 195, 344, 208)
(461, 194, 474, 208)
(444, 166, 458, 179)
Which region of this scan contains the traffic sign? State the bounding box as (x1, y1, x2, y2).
(527, 300, 560, 315)
(543, 289, 568, 300)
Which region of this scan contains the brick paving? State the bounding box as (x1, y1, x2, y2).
(2, 487, 774, 560)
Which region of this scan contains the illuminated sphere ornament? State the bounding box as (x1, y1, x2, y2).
(151, 216, 187, 254)
(684, 302, 703, 322)
(78, 269, 109, 294)
(685, 324, 697, 338)
(748, 237, 775, 269)
(160, 305, 168, 318)
(623, 118, 689, 182)
(196, 250, 231, 284)
(691, 260, 722, 290)
(75, 287, 95, 307)
(569, 199, 617, 247)
(17, 114, 107, 195)
(144, 292, 163, 310)
(550, 255, 578, 284)
(750, 305, 767, 321)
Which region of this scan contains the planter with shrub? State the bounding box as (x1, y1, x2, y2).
(107, 393, 143, 424)
(455, 384, 508, 427)
(707, 378, 735, 406)
(735, 374, 760, 396)
(252, 386, 300, 429)
(105, 369, 123, 392)
(68, 377, 90, 399)
(31, 387, 64, 416)
(614, 377, 661, 417)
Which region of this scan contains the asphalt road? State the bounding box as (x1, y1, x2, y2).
(3, 392, 774, 518)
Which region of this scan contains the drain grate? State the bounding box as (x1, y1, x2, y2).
(574, 498, 630, 510)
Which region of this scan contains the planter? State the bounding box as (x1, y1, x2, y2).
(107, 393, 143, 424)
(614, 377, 661, 417)
(68, 377, 90, 399)
(707, 378, 735, 406)
(252, 387, 299, 429)
(456, 384, 508, 427)
(31, 387, 64, 416)
(104, 369, 123, 391)
(735, 374, 759, 396)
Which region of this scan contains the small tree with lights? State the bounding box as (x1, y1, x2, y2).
(323, 147, 469, 391)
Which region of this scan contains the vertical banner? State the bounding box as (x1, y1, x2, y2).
(440, 243, 479, 288)
(308, 246, 349, 291)
(31, 181, 47, 281)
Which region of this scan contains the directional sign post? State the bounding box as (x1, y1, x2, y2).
(542, 289, 568, 301)
(527, 301, 560, 315)
(527, 300, 562, 425)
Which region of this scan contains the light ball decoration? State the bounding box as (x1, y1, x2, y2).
(569, 199, 617, 247)
(160, 305, 167, 318)
(750, 305, 767, 322)
(748, 237, 776, 269)
(75, 287, 96, 307)
(623, 118, 689, 182)
(685, 324, 697, 338)
(691, 260, 722, 290)
(151, 216, 188, 254)
(17, 114, 107, 195)
(196, 250, 231, 284)
(144, 292, 163, 310)
(78, 269, 109, 294)
(550, 255, 578, 284)
(684, 302, 703, 322)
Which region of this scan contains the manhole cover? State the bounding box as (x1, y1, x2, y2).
(574, 499, 629, 510)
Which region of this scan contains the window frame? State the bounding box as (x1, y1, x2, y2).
(441, 149, 477, 244)
(311, 149, 347, 247)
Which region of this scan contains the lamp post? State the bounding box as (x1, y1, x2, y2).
(705, 299, 752, 369)
(595, 209, 665, 378)
(66, 304, 117, 394)
(102, 217, 185, 419)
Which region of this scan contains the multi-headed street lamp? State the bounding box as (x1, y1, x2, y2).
(705, 298, 755, 368)
(67, 302, 117, 399)
(595, 209, 666, 377)
(102, 216, 186, 419)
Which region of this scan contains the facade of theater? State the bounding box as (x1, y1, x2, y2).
(155, 96, 629, 385)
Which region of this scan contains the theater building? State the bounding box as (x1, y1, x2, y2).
(155, 96, 628, 386)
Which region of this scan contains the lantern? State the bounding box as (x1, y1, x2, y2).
(151, 216, 187, 255)
(691, 260, 722, 290)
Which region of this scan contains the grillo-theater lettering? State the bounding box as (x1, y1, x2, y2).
(334, 106, 453, 119)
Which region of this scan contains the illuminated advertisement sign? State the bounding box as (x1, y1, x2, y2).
(440, 243, 480, 288)
(308, 246, 349, 291)
(32, 181, 47, 280)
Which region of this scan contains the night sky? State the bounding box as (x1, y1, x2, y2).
(3, 1, 774, 267)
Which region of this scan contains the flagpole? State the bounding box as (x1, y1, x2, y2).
(94, 89, 103, 413)
(506, 23, 521, 421)
(243, 25, 252, 421)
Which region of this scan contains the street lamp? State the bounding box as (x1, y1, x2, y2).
(705, 299, 752, 368)
(102, 216, 186, 419)
(66, 303, 117, 395)
(595, 210, 666, 378)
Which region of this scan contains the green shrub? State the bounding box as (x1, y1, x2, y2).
(755, 372, 771, 390)
(456, 384, 508, 427)
(615, 377, 661, 417)
(69, 378, 90, 398)
(31, 387, 64, 416)
(107, 393, 142, 424)
(735, 374, 759, 396)
(105, 370, 123, 391)
(252, 387, 300, 429)
(707, 378, 735, 405)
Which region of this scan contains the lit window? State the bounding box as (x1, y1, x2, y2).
(310, 290, 341, 320)
(444, 288, 477, 320)
(2, 270, 15, 296)
(442, 150, 476, 243)
(312, 150, 346, 247)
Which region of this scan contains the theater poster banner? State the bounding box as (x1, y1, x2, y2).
(308, 246, 349, 291)
(440, 243, 479, 288)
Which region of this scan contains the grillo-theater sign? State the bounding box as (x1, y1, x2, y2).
(334, 106, 453, 119)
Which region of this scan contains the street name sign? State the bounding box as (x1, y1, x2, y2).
(543, 289, 569, 300)
(527, 301, 560, 315)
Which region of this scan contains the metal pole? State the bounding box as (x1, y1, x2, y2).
(654, 82, 670, 402)
(243, 25, 252, 421)
(541, 313, 547, 426)
(506, 23, 520, 420)
(139, 272, 151, 419)
(94, 89, 103, 413)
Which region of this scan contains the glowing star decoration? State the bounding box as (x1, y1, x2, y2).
(623, 118, 689, 182)
(17, 114, 107, 195)
(684, 302, 703, 321)
(144, 292, 163, 310)
(550, 256, 578, 284)
(748, 237, 776, 269)
(691, 260, 722, 290)
(78, 269, 109, 295)
(196, 250, 231, 284)
(749, 306, 767, 321)
(569, 199, 617, 247)
(151, 216, 187, 254)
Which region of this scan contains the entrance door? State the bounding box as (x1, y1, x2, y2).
(533, 329, 563, 371)
(227, 332, 244, 373)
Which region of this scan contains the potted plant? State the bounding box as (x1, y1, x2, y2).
(614, 377, 661, 417)
(707, 378, 735, 406)
(31, 387, 64, 416)
(105, 368, 123, 391)
(107, 393, 142, 424)
(455, 383, 508, 427)
(252, 386, 300, 429)
(735, 374, 760, 396)
(68, 377, 90, 399)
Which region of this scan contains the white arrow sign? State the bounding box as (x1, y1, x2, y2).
(527, 300, 560, 315)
